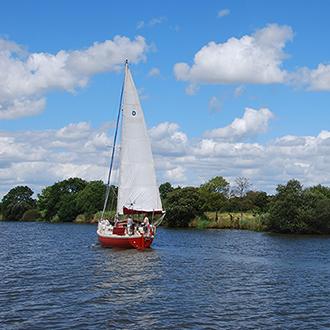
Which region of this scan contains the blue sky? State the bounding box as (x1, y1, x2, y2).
(1, 0, 330, 196)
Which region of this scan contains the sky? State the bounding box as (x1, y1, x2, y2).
(1, 0, 330, 197)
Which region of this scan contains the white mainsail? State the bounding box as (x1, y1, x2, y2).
(116, 63, 162, 215)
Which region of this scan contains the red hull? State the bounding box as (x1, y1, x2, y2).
(98, 234, 154, 250)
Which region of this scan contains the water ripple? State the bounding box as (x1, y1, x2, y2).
(0, 222, 330, 329)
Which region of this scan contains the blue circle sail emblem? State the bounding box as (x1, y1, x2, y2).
(132, 110, 136, 116)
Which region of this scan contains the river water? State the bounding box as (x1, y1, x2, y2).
(0, 222, 329, 329)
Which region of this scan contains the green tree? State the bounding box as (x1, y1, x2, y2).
(37, 177, 87, 221)
(159, 182, 174, 201)
(200, 176, 229, 195)
(300, 189, 330, 234)
(199, 176, 229, 220)
(57, 194, 80, 222)
(266, 179, 305, 233)
(164, 187, 204, 227)
(245, 191, 270, 213)
(266, 181, 330, 234)
(310, 198, 330, 233)
(306, 184, 330, 199)
(1, 186, 36, 221)
(76, 181, 110, 216)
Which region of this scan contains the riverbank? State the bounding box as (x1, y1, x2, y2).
(1, 214, 330, 235)
(190, 212, 266, 231)
(2, 178, 330, 234)
(0, 211, 264, 230)
(73, 211, 266, 231)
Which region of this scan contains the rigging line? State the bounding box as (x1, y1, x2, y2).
(109, 185, 117, 215)
(101, 61, 127, 220)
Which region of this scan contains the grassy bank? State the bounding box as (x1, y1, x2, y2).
(190, 212, 266, 231)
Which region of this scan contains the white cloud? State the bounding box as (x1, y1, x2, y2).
(188, 130, 330, 191)
(205, 107, 274, 141)
(148, 67, 160, 77)
(149, 16, 167, 26)
(0, 122, 114, 196)
(185, 83, 199, 95)
(67, 36, 147, 74)
(149, 122, 188, 156)
(2, 118, 330, 197)
(84, 132, 112, 151)
(56, 122, 91, 140)
(0, 98, 45, 119)
(218, 9, 230, 18)
(0, 39, 26, 55)
(174, 24, 293, 85)
(149, 122, 183, 140)
(0, 36, 148, 119)
(137, 16, 167, 29)
(165, 166, 186, 182)
(208, 96, 221, 112)
(173, 23, 330, 93)
(290, 64, 330, 91)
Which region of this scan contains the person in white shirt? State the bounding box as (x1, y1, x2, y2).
(143, 215, 150, 235)
(143, 216, 149, 225)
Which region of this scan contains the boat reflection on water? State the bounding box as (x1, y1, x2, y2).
(99, 249, 161, 284)
(92, 247, 164, 328)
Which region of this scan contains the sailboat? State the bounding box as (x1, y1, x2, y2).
(97, 60, 165, 250)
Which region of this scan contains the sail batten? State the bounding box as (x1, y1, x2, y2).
(116, 63, 162, 215)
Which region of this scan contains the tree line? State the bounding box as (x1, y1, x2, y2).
(0, 178, 116, 223)
(1, 176, 330, 234)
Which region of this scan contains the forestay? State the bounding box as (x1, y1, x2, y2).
(116, 64, 162, 215)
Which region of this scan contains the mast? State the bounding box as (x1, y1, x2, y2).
(100, 60, 127, 220)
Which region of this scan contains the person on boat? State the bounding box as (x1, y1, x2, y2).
(127, 216, 134, 235)
(114, 214, 119, 227)
(143, 215, 149, 224)
(143, 215, 151, 236)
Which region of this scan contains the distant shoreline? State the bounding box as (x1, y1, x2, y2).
(2, 212, 330, 236)
(1, 178, 330, 235)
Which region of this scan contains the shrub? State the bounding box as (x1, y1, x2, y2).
(164, 187, 204, 227)
(21, 209, 41, 221)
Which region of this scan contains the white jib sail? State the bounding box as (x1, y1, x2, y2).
(116, 64, 162, 215)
